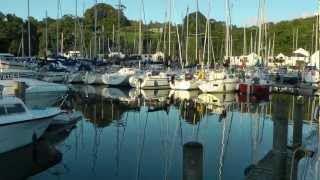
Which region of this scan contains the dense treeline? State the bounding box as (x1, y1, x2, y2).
(0, 3, 316, 65)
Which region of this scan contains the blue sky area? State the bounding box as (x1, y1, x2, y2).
(0, 0, 318, 26)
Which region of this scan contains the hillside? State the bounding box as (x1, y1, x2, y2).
(0, 3, 316, 65)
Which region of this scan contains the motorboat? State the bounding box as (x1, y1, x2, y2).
(0, 78, 68, 95)
(0, 96, 61, 154)
(102, 68, 138, 86)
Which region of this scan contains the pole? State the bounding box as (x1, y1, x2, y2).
(74, 0, 78, 52)
(196, 0, 199, 63)
(56, 0, 59, 56)
(94, 0, 97, 59)
(27, 0, 31, 58)
(185, 7, 189, 66)
(45, 10, 48, 57)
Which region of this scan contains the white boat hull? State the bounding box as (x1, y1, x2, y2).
(67, 72, 84, 84)
(83, 72, 104, 85)
(199, 79, 238, 93)
(131, 76, 169, 90)
(169, 80, 199, 90)
(0, 117, 53, 154)
(102, 74, 130, 86)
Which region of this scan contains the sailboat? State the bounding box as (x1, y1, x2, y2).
(102, 68, 139, 86)
(169, 72, 201, 90)
(82, 71, 104, 85)
(198, 71, 239, 93)
(129, 71, 170, 90)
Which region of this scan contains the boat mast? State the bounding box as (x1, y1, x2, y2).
(117, 0, 121, 53)
(168, 0, 172, 59)
(316, 0, 320, 68)
(185, 7, 189, 66)
(45, 10, 48, 57)
(243, 26, 247, 55)
(138, 0, 144, 56)
(257, 0, 263, 58)
(225, 0, 230, 59)
(207, 0, 211, 67)
(56, 0, 60, 56)
(94, 0, 97, 59)
(196, 0, 199, 63)
(21, 25, 25, 57)
(27, 0, 31, 58)
(74, 0, 78, 52)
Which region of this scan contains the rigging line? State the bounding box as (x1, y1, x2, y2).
(223, 106, 234, 163)
(136, 111, 149, 180)
(218, 113, 226, 180)
(167, 107, 182, 176)
(196, 111, 201, 142)
(179, 101, 184, 147)
(259, 106, 266, 144)
(118, 112, 129, 159)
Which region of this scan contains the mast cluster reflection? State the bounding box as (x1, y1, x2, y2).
(19, 85, 320, 180)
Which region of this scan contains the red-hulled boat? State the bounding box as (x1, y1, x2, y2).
(238, 83, 270, 95)
(238, 71, 271, 95)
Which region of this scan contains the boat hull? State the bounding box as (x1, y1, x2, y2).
(83, 72, 104, 85)
(238, 83, 270, 95)
(102, 74, 130, 86)
(170, 80, 199, 90)
(67, 72, 84, 84)
(0, 117, 53, 154)
(199, 80, 237, 93)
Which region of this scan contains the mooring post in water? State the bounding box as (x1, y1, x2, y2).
(183, 142, 203, 180)
(272, 97, 289, 180)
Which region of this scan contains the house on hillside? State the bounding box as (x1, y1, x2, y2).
(309, 50, 320, 69)
(286, 48, 310, 66)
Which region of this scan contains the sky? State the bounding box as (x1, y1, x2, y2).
(0, 0, 318, 26)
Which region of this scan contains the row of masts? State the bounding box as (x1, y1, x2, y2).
(23, 0, 320, 66)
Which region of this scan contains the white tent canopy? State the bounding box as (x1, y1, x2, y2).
(293, 48, 310, 57)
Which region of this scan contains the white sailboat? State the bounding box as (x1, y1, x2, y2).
(129, 71, 170, 90)
(0, 96, 61, 154)
(199, 77, 238, 93)
(102, 68, 138, 86)
(169, 73, 201, 90)
(82, 72, 104, 85)
(67, 71, 85, 84)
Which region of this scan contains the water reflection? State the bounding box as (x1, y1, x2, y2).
(28, 86, 320, 180)
(0, 123, 72, 180)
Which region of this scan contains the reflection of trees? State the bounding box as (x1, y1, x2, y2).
(68, 91, 138, 127)
(173, 99, 203, 125)
(271, 94, 316, 123)
(0, 139, 62, 179)
(245, 95, 311, 179)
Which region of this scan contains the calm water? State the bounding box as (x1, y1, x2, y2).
(1, 85, 319, 180)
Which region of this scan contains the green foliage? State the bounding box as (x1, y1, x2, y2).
(0, 2, 316, 62)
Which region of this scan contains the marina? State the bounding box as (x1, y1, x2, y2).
(0, 0, 320, 179)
